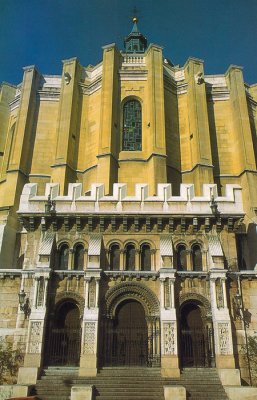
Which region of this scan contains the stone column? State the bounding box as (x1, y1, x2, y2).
(186, 250, 191, 271)
(18, 271, 50, 385)
(68, 248, 74, 270)
(210, 271, 235, 371)
(135, 249, 140, 271)
(159, 269, 180, 378)
(105, 249, 110, 270)
(84, 249, 88, 270)
(202, 250, 208, 271)
(79, 270, 101, 377)
(151, 249, 156, 271)
(120, 249, 125, 271)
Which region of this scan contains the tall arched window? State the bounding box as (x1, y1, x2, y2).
(140, 244, 151, 271)
(58, 244, 69, 270)
(123, 100, 142, 151)
(192, 245, 202, 271)
(177, 245, 187, 271)
(74, 244, 84, 270)
(125, 244, 136, 271)
(110, 244, 120, 271)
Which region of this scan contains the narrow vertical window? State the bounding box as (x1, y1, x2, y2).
(177, 245, 187, 271)
(110, 244, 120, 271)
(125, 244, 136, 271)
(123, 100, 142, 151)
(141, 244, 151, 271)
(59, 244, 69, 270)
(74, 244, 84, 270)
(192, 245, 202, 271)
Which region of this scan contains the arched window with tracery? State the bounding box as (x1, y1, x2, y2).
(109, 243, 120, 271)
(125, 243, 136, 271)
(140, 244, 151, 271)
(192, 245, 202, 271)
(123, 100, 142, 151)
(74, 244, 84, 270)
(176, 245, 187, 271)
(58, 244, 69, 270)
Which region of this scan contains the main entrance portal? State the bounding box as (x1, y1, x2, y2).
(102, 300, 149, 366)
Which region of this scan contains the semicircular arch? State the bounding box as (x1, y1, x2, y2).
(179, 292, 211, 320)
(104, 282, 159, 318)
(54, 291, 85, 317)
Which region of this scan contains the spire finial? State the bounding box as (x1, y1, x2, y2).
(124, 7, 147, 53)
(131, 6, 139, 24)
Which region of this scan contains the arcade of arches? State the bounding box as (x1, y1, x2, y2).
(42, 283, 216, 374)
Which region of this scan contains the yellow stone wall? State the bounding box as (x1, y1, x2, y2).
(1, 51, 257, 200)
(0, 42, 257, 265)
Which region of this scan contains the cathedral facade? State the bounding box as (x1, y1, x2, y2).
(0, 19, 257, 393)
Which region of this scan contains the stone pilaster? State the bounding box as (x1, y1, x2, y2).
(79, 270, 101, 377)
(209, 270, 235, 370)
(159, 269, 180, 378)
(18, 271, 50, 385)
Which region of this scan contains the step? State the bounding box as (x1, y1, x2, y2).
(35, 367, 228, 400)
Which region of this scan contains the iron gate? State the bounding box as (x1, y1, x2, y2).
(102, 324, 148, 366)
(181, 327, 214, 367)
(45, 327, 81, 366)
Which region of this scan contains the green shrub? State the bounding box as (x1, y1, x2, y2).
(0, 339, 23, 384)
(241, 335, 257, 386)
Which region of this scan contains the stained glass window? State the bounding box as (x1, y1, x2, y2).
(123, 100, 142, 151)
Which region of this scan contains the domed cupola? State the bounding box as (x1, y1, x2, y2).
(124, 17, 148, 53)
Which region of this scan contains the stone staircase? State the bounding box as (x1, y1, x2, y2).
(174, 368, 229, 400)
(34, 367, 229, 400)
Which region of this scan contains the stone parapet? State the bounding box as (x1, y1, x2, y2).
(18, 182, 244, 216)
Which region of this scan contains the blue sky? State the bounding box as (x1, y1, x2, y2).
(1, 0, 257, 85)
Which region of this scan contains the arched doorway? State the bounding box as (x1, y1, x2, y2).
(180, 302, 215, 368)
(102, 300, 150, 367)
(45, 301, 81, 366)
(102, 282, 161, 368)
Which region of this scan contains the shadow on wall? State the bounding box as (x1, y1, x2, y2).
(247, 223, 257, 270)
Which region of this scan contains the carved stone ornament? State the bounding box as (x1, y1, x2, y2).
(55, 291, 84, 315)
(218, 322, 230, 355)
(89, 280, 96, 308)
(104, 281, 160, 318)
(163, 322, 176, 355)
(83, 321, 96, 354)
(179, 292, 211, 320)
(28, 321, 43, 353)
